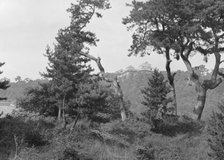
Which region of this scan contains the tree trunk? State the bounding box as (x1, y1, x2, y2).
(121, 110, 126, 121)
(165, 48, 177, 116)
(70, 113, 80, 135)
(62, 94, 66, 122)
(180, 44, 222, 120)
(58, 106, 62, 121)
(114, 76, 127, 121)
(79, 52, 127, 121)
(193, 84, 207, 120)
(172, 86, 177, 116)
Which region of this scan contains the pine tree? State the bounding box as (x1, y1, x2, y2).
(43, 27, 93, 121)
(141, 69, 172, 124)
(42, 0, 110, 121)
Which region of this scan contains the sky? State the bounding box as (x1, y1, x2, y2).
(0, 0, 218, 81)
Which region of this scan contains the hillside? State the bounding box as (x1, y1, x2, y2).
(0, 69, 222, 159)
(0, 79, 48, 102)
(117, 69, 224, 120)
(0, 68, 224, 120)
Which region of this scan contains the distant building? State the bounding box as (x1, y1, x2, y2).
(138, 62, 152, 71)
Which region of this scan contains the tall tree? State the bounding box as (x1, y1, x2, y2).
(42, 0, 129, 123)
(123, 0, 180, 116)
(43, 28, 93, 120)
(67, 0, 128, 121)
(124, 0, 224, 120)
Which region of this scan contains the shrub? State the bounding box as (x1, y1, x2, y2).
(136, 144, 155, 160)
(0, 116, 47, 159)
(208, 100, 224, 159)
(151, 115, 204, 137)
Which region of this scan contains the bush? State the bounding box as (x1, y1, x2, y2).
(208, 100, 224, 159)
(151, 115, 204, 137)
(0, 116, 48, 159)
(101, 117, 152, 145)
(136, 144, 155, 160)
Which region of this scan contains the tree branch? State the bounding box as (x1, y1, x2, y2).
(165, 48, 174, 86)
(79, 52, 105, 74)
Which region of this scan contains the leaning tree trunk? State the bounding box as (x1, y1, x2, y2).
(58, 106, 62, 121)
(62, 94, 66, 122)
(165, 48, 177, 116)
(113, 76, 127, 121)
(180, 43, 222, 120)
(79, 52, 127, 121)
(193, 83, 207, 120)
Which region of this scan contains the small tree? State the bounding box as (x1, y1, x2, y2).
(71, 78, 121, 124)
(141, 69, 172, 125)
(208, 100, 224, 159)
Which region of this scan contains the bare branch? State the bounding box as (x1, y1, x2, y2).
(184, 42, 194, 58)
(79, 52, 105, 74)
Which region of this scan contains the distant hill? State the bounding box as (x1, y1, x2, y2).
(0, 79, 48, 102)
(0, 79, 48, 116)
(1, 67, 224, 120)
(117, 69, 224, 120)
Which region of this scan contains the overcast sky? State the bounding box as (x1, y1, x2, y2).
(0, 0, 217, 81)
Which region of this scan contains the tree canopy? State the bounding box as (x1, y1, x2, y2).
(124, 0, 224, 120)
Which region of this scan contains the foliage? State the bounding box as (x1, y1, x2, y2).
(17, 82, 58, 117)
(123, 0, 224, 58)
(102, 117, 152, 143)
(39, 0, 111, 122)
(70, 78, 122, 124)
(0, 115, 47, 159)
(16, 0, 119, 124)
(151, 115, 204, 137)
(141, 69, 172, 126)
(136, 144, 155, 160)
(123, 0, 224, 120)
(208, 100, 224, 159)
(17, 77, 122, 124)
(0, 62, 10, 100)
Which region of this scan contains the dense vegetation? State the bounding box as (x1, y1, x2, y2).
(1, 0, 224, 159)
